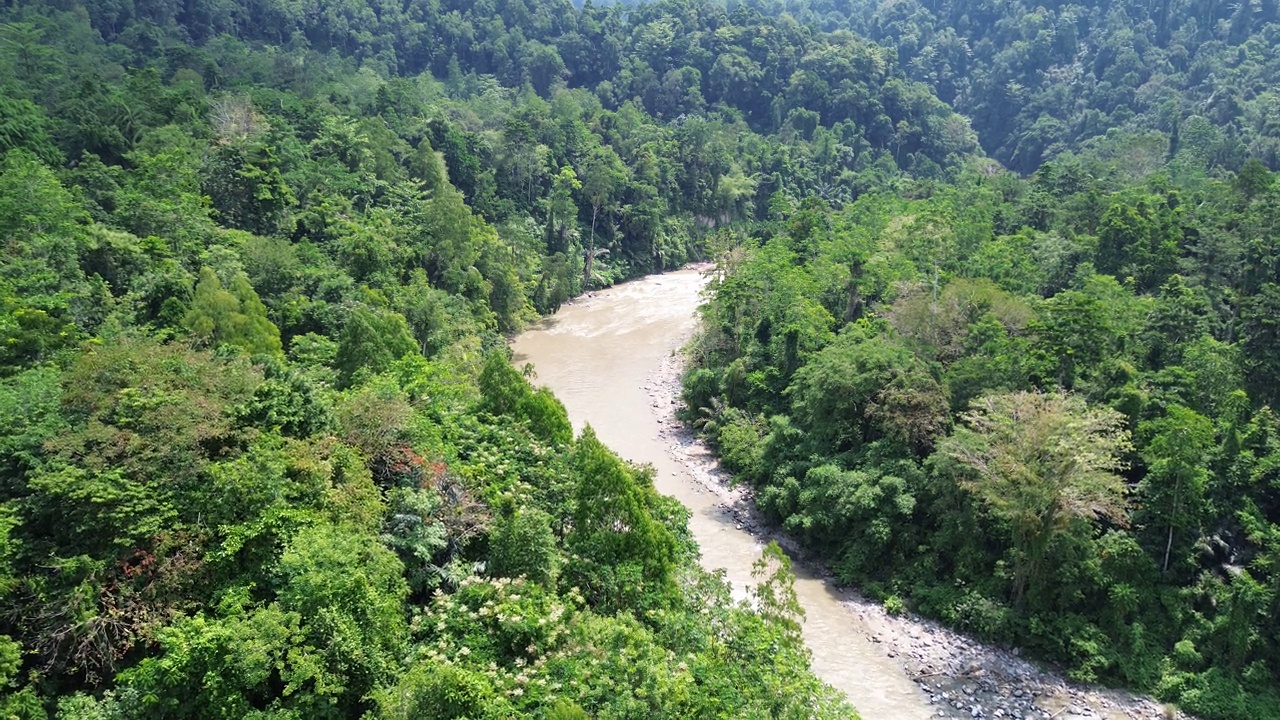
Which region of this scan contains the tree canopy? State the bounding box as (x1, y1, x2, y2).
(3, 0, 1280, 716)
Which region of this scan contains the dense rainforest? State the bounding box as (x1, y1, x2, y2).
(684, 84, 1280, 720)
(737, 0, 1280, 174)
(0, 0, 986, 715)
(3, 0, 1279, 717)
(668, 3, 1280, 718)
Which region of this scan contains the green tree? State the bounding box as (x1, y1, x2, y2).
(9, 338, 263, 682)
(1144, 274, 1211, 369)
(1095, 196, 1180, 292)
(184, 267, 284, 357)
(203, 139, 296, 237)
(0, 93, 60, 164)
(565, 427, 676, 611)
(406, 138, 446, 198)
(579, 144, 627, 288)
(0, 150, 89, 372)
(478, 352, 573, 445)
(334, 305, 417, 388)
(1030, 289, 1115, 388)
(751, 541, 805, 643)
(488, 503, 557, 585)
(275, 522, 409, 712)
(1240, 283, 1280, 406)
(546, 165, 581, 255)
(478, 351, 529, 416)
(516, 387, 573, 446)
(1138, 405, 1215, 574)
(789, 325, 948, 454)
(936, 391, 1132, 605)
(1233, 158, 1274, 200)
(414, 180, 485, 298)
(392, 270, 478, 358)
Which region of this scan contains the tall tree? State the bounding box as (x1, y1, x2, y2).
(1138, 404, 1214, 574)
(579, 144, 626, 288)
(565, 427, 676, 611)
(936, 391, 1132, 605)
(546, 165, 581, 255)
(334, 305, 417, 388)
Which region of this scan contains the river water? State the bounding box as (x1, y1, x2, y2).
(511, 268, 932, 719)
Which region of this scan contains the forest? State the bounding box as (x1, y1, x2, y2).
(677, 3, 1280, 719)
(737, 0, 1280, 173)
(0, 0, 925, 716)
(685, 155, 1280, 719)
(1, 0, 1278, 717)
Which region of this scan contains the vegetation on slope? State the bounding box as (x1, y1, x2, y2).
(684, 152, 1280, 719)
(0, 0, 897, 716)
(6, 0, 1279, 717)
(741, 0, 1280, 174)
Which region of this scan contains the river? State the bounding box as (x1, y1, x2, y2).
(511, 267, 933, 719)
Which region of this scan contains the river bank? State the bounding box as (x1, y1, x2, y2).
(645, 336, 1187, 720)
(513, 268, 933, 719)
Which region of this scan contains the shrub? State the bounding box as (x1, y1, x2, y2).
(716, 408, 766, 483)
(884, 594, 906, 616)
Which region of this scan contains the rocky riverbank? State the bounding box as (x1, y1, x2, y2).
(644, 347, 1188, 720)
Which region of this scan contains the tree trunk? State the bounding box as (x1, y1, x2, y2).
(1162, 476, 1181, 574)
(584, 204, 599, 289)
(845, 260, 864, 321)
(931, 261, 939, 318)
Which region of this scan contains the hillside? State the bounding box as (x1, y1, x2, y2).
(740, 0, 1280, 173)
(0, 0, 924, 716)
(3, 0, 1279, 718)
(684, 85, 1280, 720)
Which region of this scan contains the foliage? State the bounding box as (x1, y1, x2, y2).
(937, 391, 1132, 605)
(564, 427, 678, 613)
(6, 0, 1280, 716)
(687, 148, 1280, 718)
(0, 0, 871, 714)
(779, 0, 1280, 173)
(0, 0, 875, 707)
(185, 267, 284, 357)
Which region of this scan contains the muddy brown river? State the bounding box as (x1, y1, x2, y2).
(512, 268, 932, 719)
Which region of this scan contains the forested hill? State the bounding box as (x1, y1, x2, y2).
(743, 0, 1280, 174)
(678, 5, 1280, 720)
(4, 0, 1279, 717)
(0, 0, 988, 715)
(685, 163, 1280, 719)
(63, 0, 979, 176)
